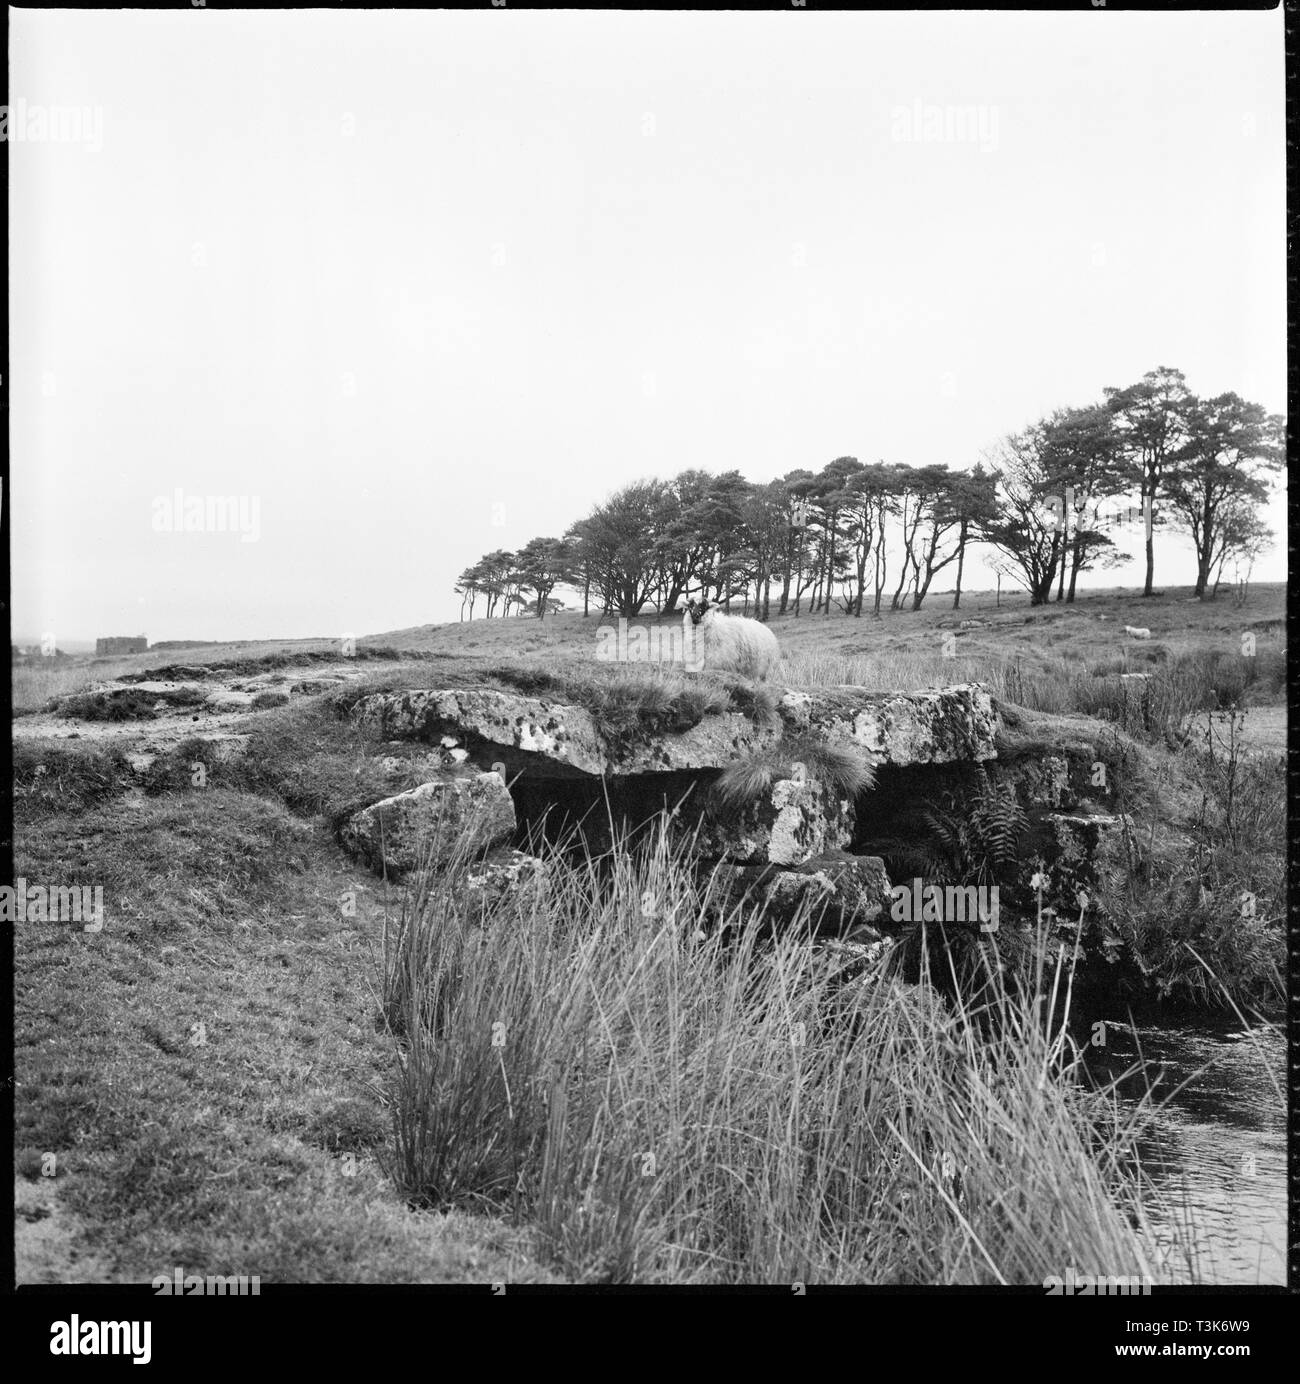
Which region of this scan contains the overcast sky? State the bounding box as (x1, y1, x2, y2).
(9, 7, 1286, 645)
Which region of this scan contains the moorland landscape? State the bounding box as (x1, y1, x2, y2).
(13, 577, 1286, 1285)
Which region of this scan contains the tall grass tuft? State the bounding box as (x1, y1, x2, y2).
(711, 736, 875, 812)
(382, 818, 1180, 1284)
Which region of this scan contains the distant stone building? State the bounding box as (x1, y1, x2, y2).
(95, 635, 148, 656)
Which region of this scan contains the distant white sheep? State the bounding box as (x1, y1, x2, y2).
(683, 599, 780, 680)
(1123, 625, 1152, 640)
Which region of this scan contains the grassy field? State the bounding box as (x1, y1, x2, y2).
(16, 583, 1285, 706)
(11, 584, 1286, 1283)
(381, 583, 1286, 700)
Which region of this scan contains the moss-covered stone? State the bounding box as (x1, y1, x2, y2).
(340, 771, 516, 878)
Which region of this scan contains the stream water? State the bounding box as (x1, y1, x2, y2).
(1084, 1013, 1287, 1286)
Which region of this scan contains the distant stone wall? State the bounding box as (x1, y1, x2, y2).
(95, 635, 148, 656)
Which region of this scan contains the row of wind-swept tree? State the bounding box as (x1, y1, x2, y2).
(455, 367, 1283, 619)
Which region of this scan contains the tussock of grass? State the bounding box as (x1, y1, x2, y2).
(139, 736, 231, 795)
(720, 677, 781, 723)
(383, 820, 1175, 1284)
(56, 688, 158, 721)
(13, 741, 135, 816)
(576, 670, 730, 749)
(711, 736, 875, 811)
(304, 1097, 389, 1154)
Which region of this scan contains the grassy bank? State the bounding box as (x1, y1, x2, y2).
(14, 750, 556, 1282)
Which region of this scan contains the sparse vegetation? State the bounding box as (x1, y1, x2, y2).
(1103, 710, 1285, 1009)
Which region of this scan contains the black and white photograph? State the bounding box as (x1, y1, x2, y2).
(7, 0, 1290, 1334)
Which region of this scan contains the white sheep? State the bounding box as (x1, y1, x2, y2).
(1123, 625, 1152, 640)
(682, 599, 780, 680)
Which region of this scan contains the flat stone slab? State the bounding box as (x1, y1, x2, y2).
(350, 683, 999, 778)
(607, 712, 784, 774)
(779, 683, 998, 766)
(351, 689, 608, 776)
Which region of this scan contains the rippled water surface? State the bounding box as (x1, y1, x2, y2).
(1089, 1017, 1286, 1286)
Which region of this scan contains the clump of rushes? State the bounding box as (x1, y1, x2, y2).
(382, 814, 1187, 1285)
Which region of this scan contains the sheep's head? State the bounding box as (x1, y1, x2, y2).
(685, 599, 711, 627)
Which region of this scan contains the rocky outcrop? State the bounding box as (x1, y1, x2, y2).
(338, 681, 1140, 954)
(711, 852, 892, 935)
(351, 689, 608, 777)
(1000, 754, 1074, 811)
(1045, 811, 1137, 900)
(339, 771, 516, 878)
(607, 713, 784, 775)
(990, 706, 1126, 818)
(463, 848, 550, 913)
(777, 683, 998, 767)
(343, 682, 1001, 898)
(349, 682, 999, 780)
(691, 777, 855, 866)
